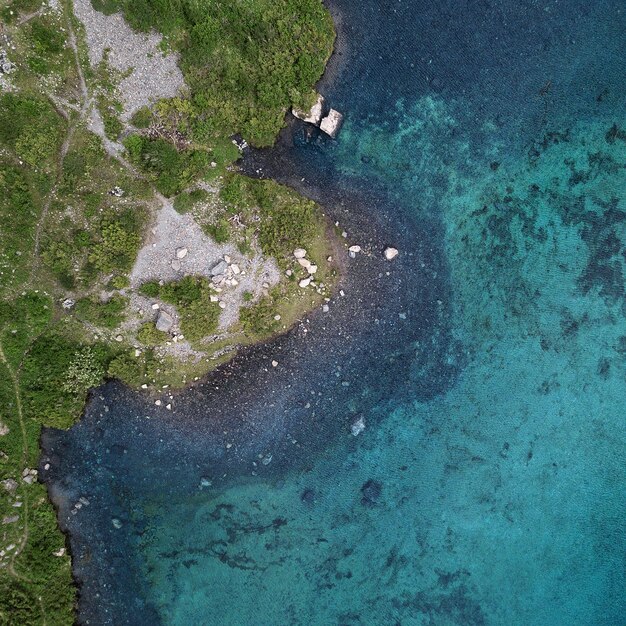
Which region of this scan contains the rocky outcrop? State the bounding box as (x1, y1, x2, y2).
(320, 108, 344, 138)
(292, 93, 325, 125)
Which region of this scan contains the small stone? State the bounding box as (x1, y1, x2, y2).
(230, 264, 240, 274)
(200, 477, 211, 488)
(62, 298, 75, 310)
(171, 259, 182, 271)
(342, 231, 348, 238)
(219, 301, 226, 309)
(109, 186, 124, 197)
(166, 404, 172, 410)
(53, 547, 66, 557)
(2, 515, 19, 525)
(349, 245, 361, 254)
(261, 453, 273, 466)
(293, 248, 307, 259)
(224, 255, 231, 264)
(155, 400, 162, 406)
(112, 518, 122, 529)
(286, 269, 293, 277)
(322, 304, 329, 313)
(1, 480, 18, 493)
(274, 314, 281, 321)
(298, 258, 311, 269)
(210, 295, 219, 303)
(135, 349, 142, 357)
(307, 264, 318, 274)
(271, 360, 278, 367)
(44, 463, 50, 471)
(115, 335, 123, 342)
(151, 303, 160, 310)
(176, 247, 188, 259)
(231, 278, 239, 286)
(262, 282, 270, 289)
(327, 256, 333, 262)
(299, 278, 311, 288)
(351, 415, 366, 436)
(384, 247, 399, 260)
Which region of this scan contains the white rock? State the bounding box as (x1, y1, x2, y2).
(210, 295, 219, 303)
(293, 248, 307, 259)
(274, 314, 281, 321)
(292, 93, 325, 125)
(299, 278, 311, 288)
(176, 247, 188, 259)
(224, 255, 231, 264)
(384, 247, 399, 260)
(322, 304, 329, 313)
(166, 404, 172, 410)
(219, 301, 226, 309)
(307, 265, 318, 274)
(151, 303, 160, 310)
(320, 108, 344, 138)
(286, 269, 293, 277)
(298, 258, 312, 269)
(349, 245, 361, 254)
(171, 259, 182, 271)
(230, 264, 240, 274)
(271, 360, 278, 367)
(155, 400, 162, 406)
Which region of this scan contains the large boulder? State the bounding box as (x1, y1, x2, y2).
(320, 109, 344, 138)
(155, 310, 173, 332)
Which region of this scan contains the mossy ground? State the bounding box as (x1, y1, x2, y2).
(0, 0, 335, 621)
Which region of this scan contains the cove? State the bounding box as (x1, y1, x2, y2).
(42, 0, 626, 624)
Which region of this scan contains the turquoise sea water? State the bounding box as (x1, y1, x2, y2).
(42, 1, 626, 624)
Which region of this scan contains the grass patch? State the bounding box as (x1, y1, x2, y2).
(75, 294, 127, 329)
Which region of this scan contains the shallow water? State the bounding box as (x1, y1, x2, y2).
(42, 1, 626, 624)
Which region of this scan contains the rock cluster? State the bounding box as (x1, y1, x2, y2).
(292, 92, 344, 138)
(292, 248, 320, 290)
(21, 468, 37, 485)
(209, 255, 243, 289)
(0, 50, 14, 75)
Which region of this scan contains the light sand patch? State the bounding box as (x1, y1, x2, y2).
(73, 0, 185, 119)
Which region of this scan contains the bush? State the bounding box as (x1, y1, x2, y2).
(63, 347, 105, 393)
(173, 188, 208, 213)
(137, 322, 168, 345)
(130, 106, 153, 128)
(89, 215, 142, 274)
(204, 219, 230, 243)
(75, 294, 127, 329)
(108, 351, 147, 387)
(138, 280, 160, 297)
(240, 296, 280, 337)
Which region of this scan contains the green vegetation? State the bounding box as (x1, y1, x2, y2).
(124, 134, 211, 196)
(0, 0, 336, 621)
(137, 322, 168, 346)
(101, 0, 335, 146)
(173, 188, 209, 213)
(142, 276, 221, 342)
(75, 295, 127, 329)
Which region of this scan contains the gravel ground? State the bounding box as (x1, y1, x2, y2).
(73, 0, 185, 119)
(130, 201, 280, 332)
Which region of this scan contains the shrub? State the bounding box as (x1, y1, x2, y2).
(173, 188, 208, 213)
(137, 322, 168, 345)
(63, 347, 105, 394)
(130, 106, 153, 128)
(108, 351, 146, 387)
(240, 296, 280, 337)
(89, 217, 142, 274)
(204, 219, 230, 244)
(138, 281, 160, 297)
(75, 294, 127, 329)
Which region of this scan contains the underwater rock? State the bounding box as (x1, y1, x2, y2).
(351, 415, 366, 436)
(301, 488, 316, 506)
(360, 479, 382, 507)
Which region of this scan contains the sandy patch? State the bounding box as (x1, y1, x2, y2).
(73, 0, 185, 119)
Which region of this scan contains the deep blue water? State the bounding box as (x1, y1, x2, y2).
(42, 1, 626, 624)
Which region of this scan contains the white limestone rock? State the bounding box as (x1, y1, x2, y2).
(292, 93, 325, 125)
(384, 247, 399, 260)
(320, 109, 344, 138)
